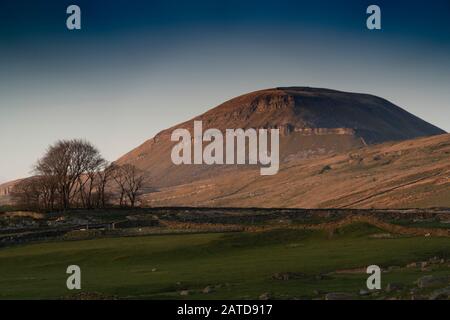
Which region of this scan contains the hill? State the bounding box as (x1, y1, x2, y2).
(117, 87, 444, 189)
(141, 133, 450, 208)
(1, 87, 446, 208)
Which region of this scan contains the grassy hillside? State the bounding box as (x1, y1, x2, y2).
(142, 133, 450, 209)
(1, 224, 449, 299)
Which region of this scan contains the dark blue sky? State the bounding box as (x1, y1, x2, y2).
(1, 1, 449, 43)
(1, 0, 449, 182)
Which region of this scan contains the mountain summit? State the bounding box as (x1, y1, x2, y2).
(116, 87, 445, 188)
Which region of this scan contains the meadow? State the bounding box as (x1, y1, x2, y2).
(1, 223, 449, 299)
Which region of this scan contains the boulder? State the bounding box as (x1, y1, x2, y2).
(429, 287, 450, 300)
(416, 275, 450, 288)
(359, 289, 370, 296)
(271, 272, 304, 281)
(386, 283, 403, 293)
(387, 266, 401, 272)
(428, 256, 441, 264)
(313, 289, 326, 296)
(202, 286, 214, 294)
(259, 292, 271, 300)
(325, 292, 354, 300)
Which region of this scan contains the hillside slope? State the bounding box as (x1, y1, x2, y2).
(141, 133, 450, 208)
(1, 87, 446, 208)
(117, 87, 445, 188)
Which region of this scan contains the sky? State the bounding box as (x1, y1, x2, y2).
(0, 0, 449, 183)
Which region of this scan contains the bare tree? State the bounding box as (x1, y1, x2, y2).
(10, 175, 58, 211)
(95, 162, 115, 208)
(122, 164, 146, 208)
(38, 174, 58, 210)
(112, 164, 127, 207)
(76, 157, 105, 209)
(11, 139, 147, 211)
(10, 178, 41, 210)
(34, 139, 105, 210)
(112, 164, 146, 208)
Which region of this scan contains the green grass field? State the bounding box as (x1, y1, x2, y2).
(1, 223, 449, 299)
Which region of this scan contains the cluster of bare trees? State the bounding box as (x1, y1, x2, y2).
(11, 139, 146, 211)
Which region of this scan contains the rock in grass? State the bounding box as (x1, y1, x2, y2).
(202, 286, 214, 294)
(62, 292, 118, 300)
(259, 292, 271, 300)
(271, 272, 304, 281)
(359, 289, 370, 296)
(315, 274, 330, 280)
(386, 283, 403, 293)
(416, 275, 450, 288)
(410, 294, 427, 300)
(387, 266, 401, 271)
(325, 292, 354, 300)
(313, 289, 326, 296)
(429, 287, 450, 300)
(179, 290, 190, 296)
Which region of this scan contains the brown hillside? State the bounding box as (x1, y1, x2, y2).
(117, 87, 445, 188)
(141, 133, 450, 209)
(2, 87, 446, 209)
